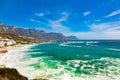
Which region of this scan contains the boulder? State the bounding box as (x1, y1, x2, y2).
(0, 49, 8, 53)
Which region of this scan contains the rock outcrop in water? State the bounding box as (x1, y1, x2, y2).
(0, 23, 79, 41)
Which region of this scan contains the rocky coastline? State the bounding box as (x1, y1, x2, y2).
(0, 45, 48, 80)
(0, 33, 48, 80)
(0, 66, 47, 80)
(0, 67, 28, 80)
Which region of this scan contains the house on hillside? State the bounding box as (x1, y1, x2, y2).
(0, 37, 16, 47)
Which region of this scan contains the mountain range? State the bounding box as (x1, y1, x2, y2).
(0, 23, 78, 41)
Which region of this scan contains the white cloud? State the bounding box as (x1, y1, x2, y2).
(105, 9, 120, 18)
(94, 19, 101, 22)
(90, 21, 120, 31)
(70, 20, 120, 39)
(31, 12, 71, 34)
(30, 18, 36, 22)
(70, 31, 120, 39)
(48, 12, 71, 33)
(31, 11, 120, 39)
(83, 11, 90, 16)
(30, 18, 46, 25)
(35, 13, 44, 17)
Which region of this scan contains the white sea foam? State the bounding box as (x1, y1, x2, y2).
(108, 48, 120, 51)
(59, 43, 81, 47)
(60, 41, 99, 47)
(63, 58, 120, 80)
(60, 41, 84, 46)
(49, 72, 116, 80)
(84, 55, 90, 57)
(86, 41, 99, 46)
(86, 41, 99, 44)
(66, 41, 85, 43)
(0, 45, 34, 78)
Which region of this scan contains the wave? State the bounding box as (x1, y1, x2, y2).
(86, 41, 99, 45)
(86, 41, 99, 44)
(59, 41, 85, 47)
(59, 43, 81, 47)
(65, 41, 85, 44)
(60, 41, 99, 47)
(84, 55, 90, 57)
(49, 73, 119, 80)
(108, 48, 120, 51)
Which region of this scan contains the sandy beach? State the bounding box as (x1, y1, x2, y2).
(0, 44, 34, 64)
(0, 44, 34, 77)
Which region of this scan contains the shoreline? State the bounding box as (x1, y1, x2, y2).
(0, 43, 48, 80)
(0, 44, 35, 65)
(0, 44, 36, 79)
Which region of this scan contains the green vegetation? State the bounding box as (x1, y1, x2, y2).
(0, 68, 28, 80)
(0, 32, 44, 44)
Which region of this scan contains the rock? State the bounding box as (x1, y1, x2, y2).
(0, 68, 28, 80)
(0, 65, 6, 68)
(0, 49, 8, 53)
(32, 78, 48, 80)
(0, 75, 9, 80)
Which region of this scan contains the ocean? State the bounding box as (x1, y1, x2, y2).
(1, 40, 120, 80)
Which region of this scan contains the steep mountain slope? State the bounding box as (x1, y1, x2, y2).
(0, 23, 78, 41)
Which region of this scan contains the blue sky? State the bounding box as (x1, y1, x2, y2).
(0, 0, 120, 39)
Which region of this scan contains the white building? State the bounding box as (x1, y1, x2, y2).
(0, 37, 16, 47)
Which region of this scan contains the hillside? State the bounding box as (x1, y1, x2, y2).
(0, 32, 43, 45)
(0, 23, 78, 41)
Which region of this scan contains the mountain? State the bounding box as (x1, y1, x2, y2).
(0, 23, 79, 41)
(67, 36, 79, 40)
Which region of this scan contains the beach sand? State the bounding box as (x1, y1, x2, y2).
(0, 44, 33, 77)
(0, 44, 33, 65)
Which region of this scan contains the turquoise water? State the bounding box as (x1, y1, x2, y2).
(24, 40, 120, 79)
